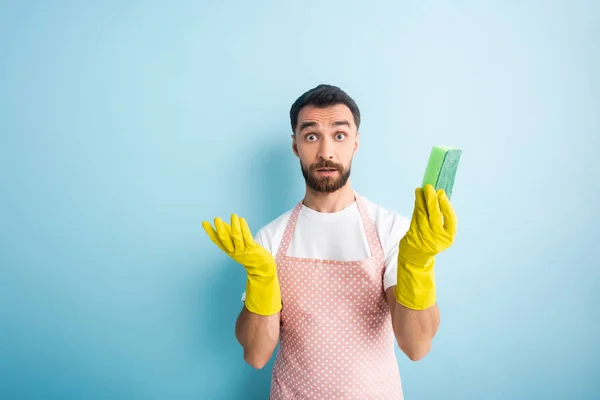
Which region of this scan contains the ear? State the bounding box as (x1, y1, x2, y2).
(291, 134, 299, 157)
(354, 132, 360, 154)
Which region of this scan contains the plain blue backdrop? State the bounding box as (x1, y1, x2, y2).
(1, 1, 599, 399)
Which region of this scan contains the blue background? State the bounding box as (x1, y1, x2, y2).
(1, 1, 599, 399)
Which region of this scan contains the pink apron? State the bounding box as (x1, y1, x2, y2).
(269, 193, 404, 399)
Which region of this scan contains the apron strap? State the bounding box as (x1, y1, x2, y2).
(276, 200, 303, 260)
(354, 192, 385, 263)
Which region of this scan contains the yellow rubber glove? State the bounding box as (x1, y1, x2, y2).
(395, 184, 457, 310)
(202, 214, 282, 316)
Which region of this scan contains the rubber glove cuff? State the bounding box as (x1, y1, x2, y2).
(395, 240, 437, 310)
(245, 272, 282, 316)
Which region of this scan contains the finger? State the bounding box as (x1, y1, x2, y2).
(230, 214, 244, 251)
(436, 189, 446, 226)
(202, 221, 226, 252)
(214, 217, 234, 253)
(215, 215, 232, 234)
(424, 184, 444, 234)
(439, 191, 457, 236)
(414, 187, 431, 235)
(222, 221, 233, 243)
(240, 217, 257, 246)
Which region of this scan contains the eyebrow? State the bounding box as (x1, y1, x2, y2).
(299, 120, 351, 131)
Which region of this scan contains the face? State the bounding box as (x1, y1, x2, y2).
(292, 104, 359, 193)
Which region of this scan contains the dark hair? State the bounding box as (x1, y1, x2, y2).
(289, 84, 361, 133)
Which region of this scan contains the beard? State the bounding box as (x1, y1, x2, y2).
(300, 159, 352, 193)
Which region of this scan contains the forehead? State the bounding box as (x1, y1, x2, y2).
(297, 104, 355, 130)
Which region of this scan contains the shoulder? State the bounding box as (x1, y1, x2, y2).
(358, 194, 412, 290)
(358, 194, 411, 239)
(255, 210, 292, 239)
(253, 208, 294, 254)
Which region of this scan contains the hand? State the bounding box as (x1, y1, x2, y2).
(399, 184, 457, 264)
(202, 214, 282, 316)
(202, 214, 277, 278)
(395, 184, 457, 310)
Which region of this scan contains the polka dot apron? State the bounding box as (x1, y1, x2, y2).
(268, 193, 404, 399)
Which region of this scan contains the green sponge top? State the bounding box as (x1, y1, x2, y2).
(422, 145, 462, 200)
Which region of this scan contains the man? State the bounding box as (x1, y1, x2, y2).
(203, 84, 457, 399)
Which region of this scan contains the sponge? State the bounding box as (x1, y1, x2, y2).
(422, 145, 462, 200)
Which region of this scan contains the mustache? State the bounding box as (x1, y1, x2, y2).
(310, 160, 343, 171)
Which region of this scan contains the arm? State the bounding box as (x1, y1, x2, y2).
(235, 306, 280, 369)
(202, 214, 283, 369)
(389, 185, 456, 360)
(386, 287, 439, 361)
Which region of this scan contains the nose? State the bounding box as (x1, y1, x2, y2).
(318, 138, 334, 160)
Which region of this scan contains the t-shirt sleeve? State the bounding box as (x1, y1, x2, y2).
(254, 228, 271, 254)
(382, 213, 411, 290)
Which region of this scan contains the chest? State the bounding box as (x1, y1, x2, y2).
(286, 215, 372, 261)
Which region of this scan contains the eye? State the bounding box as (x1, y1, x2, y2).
(335, 133, 346, 141)
(305, 134, 318, 142)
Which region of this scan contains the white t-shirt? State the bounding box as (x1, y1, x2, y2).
(241, 195, 411, 301)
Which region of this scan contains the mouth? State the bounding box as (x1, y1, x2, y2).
(316, 168, 338, 172)
(314, 167, 339, 176)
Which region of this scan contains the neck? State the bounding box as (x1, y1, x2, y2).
(302, 181, 356, 213)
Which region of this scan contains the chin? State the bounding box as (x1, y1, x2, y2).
(300, 161, 352, 193)
(307, 176, 350, 193)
